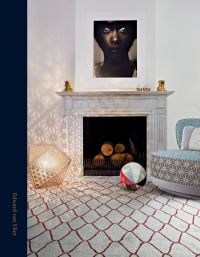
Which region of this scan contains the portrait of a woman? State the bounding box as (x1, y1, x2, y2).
(94, 20, 137, 78)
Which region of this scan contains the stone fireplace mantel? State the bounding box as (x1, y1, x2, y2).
(57, 91, 174, 177)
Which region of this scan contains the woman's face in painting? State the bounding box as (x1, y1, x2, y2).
(95, 21, 137, 59)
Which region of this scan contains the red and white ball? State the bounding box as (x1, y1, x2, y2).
(120, 162, 146, 191)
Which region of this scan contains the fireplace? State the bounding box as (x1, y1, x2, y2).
(83, 116, 146, 175)
(57, 91, 174, 177)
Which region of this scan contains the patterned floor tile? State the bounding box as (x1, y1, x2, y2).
(28, 253, 37, 257)
(28, 176, 200, 256)
(69, 241, 95, 257)
(61, 194, 75, 203)
(117, 195, 131, 204)
(103, 242, 130, 257)
(182, 204, 198, 215)
(194, 216, 200, 228)
(145, 216, 163, 231)
(68, 216, 86, 230)
(150, 232, 172, 253)
(94, 217, 111, 230)
(60, 231, 82, 253)
(118, 204, 133, 216)
(119, 217, 137, 231)
(60, 209, 76, 222)
(95, 204, 111, 216)
(127, 199, 143, 209)
(66, 198, 82, 209)
(105, 224, 126, 241)
(82, 209, 100, 223)
(30, 231, 52, 252)
(78, 194, 92, 203)
(131, 210, 147, 224)
(134, 224, 153, 242)
(187, 224, 200, 240)
(106, 210, 124, 223)
(28, 209, 33, 218)
(44, 216, 60, 230)
(153, 209, 170, 223)
(173, 196, 187, 204)
(121, 232, 141, 253)
(77, 223, 98, 240)
(140, 205, 155, 216)
(32, 204, 47, 215)
(28, 223, 45, 240)
(137, 195, 151, 204)
(47, 198, 62, 209)
(29, 198, 45, 209)
(169, 243, 196, 257)
(137, 243, 162, 257)
(169, 216, 188, 232)
(53, 204, 68, 216)
(28, 216, 38, 228)
(89, 231, 111, 253)
(37, 209, 54, 222)
(148, 199, 163, 210)
(106, 199, 122, 209)
(167, 199, 183, 209)
(38, 241, 62, 257)
(87, 199, 102, 209)
(154, 195, 169, 204)
(160, 224, 181, 242)
(176, 209, 194, 223)
(51, 223, 71, 240)
(97, 195, 112, 204)
(74, 203, 90, 216)
(187, 199, 200, 209)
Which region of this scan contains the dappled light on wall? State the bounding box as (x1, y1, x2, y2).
(28, 23, 73, 149)
(28, 96, 64, 147)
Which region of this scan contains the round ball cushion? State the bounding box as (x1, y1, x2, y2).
(120, 162, 146, 190)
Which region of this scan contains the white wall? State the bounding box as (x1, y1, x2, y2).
(155, 0, 200, 148)
(28, 0, 75, 148)
(28, 0, 200, 150)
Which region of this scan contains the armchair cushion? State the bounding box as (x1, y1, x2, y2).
(181, 126, 194, 150)
(152, 149, 200, 161)
(189, 127, 200, 150)
(176, 119, 200, 149)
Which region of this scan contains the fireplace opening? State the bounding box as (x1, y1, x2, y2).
(83, 116, 146, 176)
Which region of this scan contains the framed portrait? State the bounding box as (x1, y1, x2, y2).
(75, 11, 146, 91)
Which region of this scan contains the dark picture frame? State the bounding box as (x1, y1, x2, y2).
(93, 20, 137, 78)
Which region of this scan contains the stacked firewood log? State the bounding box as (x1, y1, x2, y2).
(93, 142, 134, 168)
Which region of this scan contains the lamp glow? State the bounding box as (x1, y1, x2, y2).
(37, 153, 57, 171)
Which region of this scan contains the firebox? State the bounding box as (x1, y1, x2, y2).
(83, 116, 146, 175)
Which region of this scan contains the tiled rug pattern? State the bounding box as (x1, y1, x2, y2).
(28, 176, 200, 257)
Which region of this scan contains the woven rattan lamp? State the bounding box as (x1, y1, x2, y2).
(28, 144, 71, 189)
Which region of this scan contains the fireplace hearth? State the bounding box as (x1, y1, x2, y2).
(57, 91, 174, 177)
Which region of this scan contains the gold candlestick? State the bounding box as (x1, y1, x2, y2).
(64, 80, 73, 92)
(157, 80, 166, 91)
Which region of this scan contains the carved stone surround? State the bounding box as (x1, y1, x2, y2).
(57, 91, 174, 177)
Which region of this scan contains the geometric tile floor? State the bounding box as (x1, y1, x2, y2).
(28, 176, 200, 257)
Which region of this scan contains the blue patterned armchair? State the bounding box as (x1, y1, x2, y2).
(151, 118, 200, 198)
